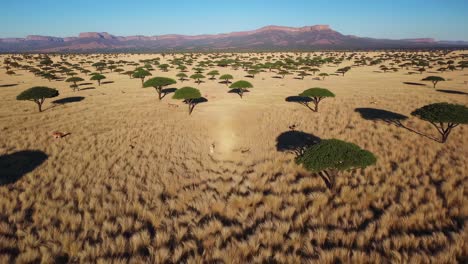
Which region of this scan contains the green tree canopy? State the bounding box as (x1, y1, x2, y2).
(207, 70, 220, 79)
(133, 69, 152, 87)
(143, 77, 177, 100)
(421, 76, 445, 88)
(172, 86, 202, 115)
(219, 74, 233, 85)
(16, 86, 59, 112)
(190, 73, 205, 84)
(299, 88, 335, 112)
(90, 74, 106, 86)
(296, 139, 376, 188)
(229, 80, 253, 98)
(66, 77, 84, 91)
(411, 103, 468, 143)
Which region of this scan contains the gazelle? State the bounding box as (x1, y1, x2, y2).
(52, 131, 67, 139)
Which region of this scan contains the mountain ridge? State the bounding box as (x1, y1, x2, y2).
(1, 25, 467, 52)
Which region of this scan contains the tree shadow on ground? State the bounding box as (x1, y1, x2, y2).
(403, 82, 426, 86)
(101, 81, 114, 85)
(355, 107, 439, 142)
(79, 82, 93, 86)
(80, 87, 95, 91)
(228, 89, 250, 98)
(0, 150, 48, 185)
(0, 84, 18, 88)
(436, 89, 468, 95)
(285, 96, 314, 111)
(161, 88, 177, 99)
(52, 96, 85, 105)
(218, 81, 232, 85)
(276, 130, 321, 156)
(355, 107, 408, 127)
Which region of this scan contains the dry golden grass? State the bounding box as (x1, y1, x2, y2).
(0, 51, 467, 263)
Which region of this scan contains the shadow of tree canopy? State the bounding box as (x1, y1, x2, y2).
(436, 89, 468, 95)
(190, 97, 208, 105)
(0, 150, 48, 185)
(80, 87, 95, 91)
(285, 96, 314, 111)
(403, 82, 426, 86)
(161, 88, 177, 99)
(355, 107, 439, 142)
(355, 108, 408, 126)
(0, 84, 18, 88)
(52, 96, 85, 104)
(101, 81, 114, 85)
(276, 130, 321, 156)
(228, 89, 250, 97)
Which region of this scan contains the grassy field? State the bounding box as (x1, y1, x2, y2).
(0, 51, 467, 263)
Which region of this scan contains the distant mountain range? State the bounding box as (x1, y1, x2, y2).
(1, 25, 467, 53)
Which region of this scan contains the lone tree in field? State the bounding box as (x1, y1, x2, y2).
(298, 88, 335, 112)
(172, 87, 202, 115)
(16, 86, 59, 112)
(133, 69, 152, 87)
(219, 74, 233, 85)
(411, 103, 468, 143)
(143, 77, 177, 101)
(190, 73, 205, 85)
(421, 76, 445, 88)
(229, 80, 253, 98)
(247, 69, 260, 78)
(66, 77, 84, 91)
(207, 70, 219, 80)
(319, 73, 329, 80)
(296, 139, 376, 189)
(337, 66, 351, 76)
(176, 72, 188, 82)
(90, 74, 106, 86)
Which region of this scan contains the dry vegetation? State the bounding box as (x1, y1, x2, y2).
(0, 50, 467, 263)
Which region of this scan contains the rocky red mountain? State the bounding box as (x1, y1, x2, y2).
(1, 25, 466, 52)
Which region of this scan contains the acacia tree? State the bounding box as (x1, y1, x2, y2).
(298, 88, 335, 112)
(176, 72, 188, 82)
(207, 70, 219, 80)
(133, 69, 152, 87)
(66, 77, 84, 91)
(337, 66, 351, 76)
(421, 76, 445, 88)
(90, 74, 106, 86)
(411, 103, 468, 143)
(247, 69, 260, 78)
(296, 139, 376, 189)
(219, 74, 233, 85)
(143, 77, 177, 101)
(319, 73, 329, 80)
(16, 86, 59, 112)
(190, 73, 205, 85)
(172, 87, 202, 115)
(229, 80, 253, 98)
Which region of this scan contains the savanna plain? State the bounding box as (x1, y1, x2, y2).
(0, 51, 467, 263)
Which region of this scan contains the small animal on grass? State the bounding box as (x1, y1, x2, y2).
(210, 142, 215, 154)
(289, 123, 299, 130)
(52, 131, 68, 139)
(168, 103, 179, 108)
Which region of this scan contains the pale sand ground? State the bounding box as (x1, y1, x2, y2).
(0, 52, 467, 262)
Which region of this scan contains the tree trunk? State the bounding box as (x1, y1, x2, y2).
(156, 87, 162, 100)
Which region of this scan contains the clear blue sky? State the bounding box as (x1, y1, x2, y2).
(2, 0, 467, 40)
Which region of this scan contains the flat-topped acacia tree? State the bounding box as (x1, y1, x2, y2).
(66, 77, 84, 91)
(411, 103, 468, 143)
(319, 73, 329, 80)
(143, 77, 177, 101)
(207, 70, 219, 80)
(421, 76, 445, 88)
(16, 86, 59, 112)
(90, 74, 106, 86)
(229, 80, 253, 98)
(132, 69, 152, 87)
(219, 74, 233, 85)
(299, 88, 335, 112)
(172, 87, 202, 115)
(190, 73, 205, 85)
(176, 73, 188, 82)
(296, 139, 376, 189)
